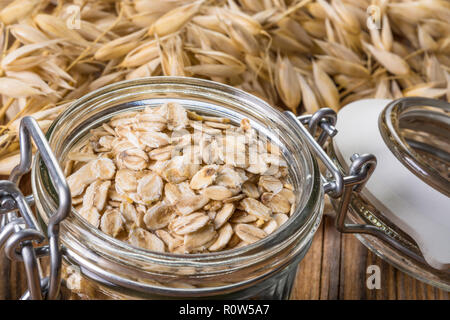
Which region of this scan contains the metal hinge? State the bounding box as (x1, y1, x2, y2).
(283, 109, 389, 239)
(0, 116, 71, 300)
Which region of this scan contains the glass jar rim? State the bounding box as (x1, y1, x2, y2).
(32, 76, 323, 294)
(379, 97, 450, 197)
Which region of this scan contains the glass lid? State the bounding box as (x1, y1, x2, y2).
(331, 97, 450, 291)
(379, 97, 450, 197)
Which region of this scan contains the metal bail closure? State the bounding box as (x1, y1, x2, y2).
(0, 116, 71, 300)
(285, 106, 448, 266)
(283, 109, 410, 251)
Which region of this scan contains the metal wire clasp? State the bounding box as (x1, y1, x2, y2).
(0, 116, 71, 300)
(284, 109, 389, 240)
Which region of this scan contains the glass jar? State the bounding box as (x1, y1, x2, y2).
(31, 77, 324, 299)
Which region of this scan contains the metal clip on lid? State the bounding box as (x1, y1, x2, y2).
(283, 109, 410, 251)
(0, 117, 71, 300)
(286, 105, 446, 266)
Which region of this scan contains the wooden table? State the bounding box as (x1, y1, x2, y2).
(6, 216, 448, 300)
(292, 214, 449, 300)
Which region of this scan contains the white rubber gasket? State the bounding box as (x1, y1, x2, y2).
(333, 99, 450, 270)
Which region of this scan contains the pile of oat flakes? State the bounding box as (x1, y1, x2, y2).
(65, 102, 296, 253)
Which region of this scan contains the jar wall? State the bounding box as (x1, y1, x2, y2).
(60, 240, 311, 300)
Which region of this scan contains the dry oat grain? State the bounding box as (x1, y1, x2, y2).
(65, 103, 295, 254)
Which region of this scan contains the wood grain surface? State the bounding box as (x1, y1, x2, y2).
(291, 214, 449, 300)
(1, 175, 448, 300)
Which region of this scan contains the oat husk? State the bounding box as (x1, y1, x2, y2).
(0, 0, 449, 170)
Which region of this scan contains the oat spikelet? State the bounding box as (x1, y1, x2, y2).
(1, 40, 60, 69)
(312, 61, 339, 111)
(275, 54, 301, 113)
(0, 0, 449, 173)
(418, 25, 438, 52)
(374, 78, 392, 99)
(317, 55, 369, 78)
(0, 77, 42, 98)
(0, 0, 39, 25)
(149, 1, 202, 37)
(10, 24, 49, 44)
(381, 15, 393, 51)
(34, 14, 88, 45)
(298, 74, 319, 113)
(121, 39, 160, 68)
(403, 83, 447, 99)
(95, 29, 146, 61)
(331, 0, 360, 34)
(0, 153, 21, 175)
(363, 42, 410, 76)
